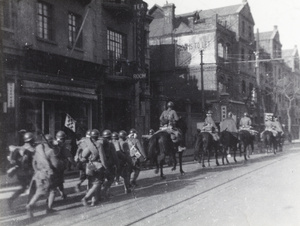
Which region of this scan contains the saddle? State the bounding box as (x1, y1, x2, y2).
(159, 126, 182, 143)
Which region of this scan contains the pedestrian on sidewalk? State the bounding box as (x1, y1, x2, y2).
(7, 132, 35, 209)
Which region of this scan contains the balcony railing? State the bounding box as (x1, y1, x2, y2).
(23, 49, 105, 80)
(102, 0, 133, 16)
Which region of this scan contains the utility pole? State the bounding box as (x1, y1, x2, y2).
(255, 28, 263, 130)
(200, 49, 205, 114)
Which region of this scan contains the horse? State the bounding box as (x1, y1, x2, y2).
(238, 130, 255, 160)
(194, 132, 220, 167)
(262, 131, 277, 154)
(147, 117, 186, 179)
(219, 130, 239, 164)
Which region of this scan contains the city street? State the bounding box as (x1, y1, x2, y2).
(0, 142, 300, 226)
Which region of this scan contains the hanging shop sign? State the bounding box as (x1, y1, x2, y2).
(7, 82, 15, 108)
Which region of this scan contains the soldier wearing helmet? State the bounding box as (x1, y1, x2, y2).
(100, 130, 120, 200)
(54, 130, 75, 199)
(159, 101, 179, 128)
(149, 129, 155, 136)
(118, 130, 133, 193)
(239, 112, 252, 130)
(7, 132, 35, 209)
(220, 111, 238, 138)
(127, 128, 146, 187)
(74, 129, 92, 193)
(203, 110, 219, 141)
(27, 134, 55, 217)
(81, 128, 107, 206)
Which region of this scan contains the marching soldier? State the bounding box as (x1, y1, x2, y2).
(127, 128, 147, 187)
(74, 129, 91, 192)
(55, 130, 76, 200)
(81, 129, 107, 206)
(26, 134, 55, 217)
(7, 132, 35, 209)
(101, 130, 120, 200)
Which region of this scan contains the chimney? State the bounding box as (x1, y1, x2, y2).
(162, 3, 176, 33)
(242, 0, 247, 4)
(274, 25, 278, 31)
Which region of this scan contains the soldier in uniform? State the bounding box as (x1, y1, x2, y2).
(7, 132, 35, 209)
(127, 128, 147, 187)
(272, 116, 284, 138)
(261, 116, 278, 140)
(74, 129, 91, 192)
(114, 131, 133, 193)
(220, 112, 238, 138)
(81, 129, 107, 206)
(202, 110, 219, 141)
(100, 130, 119, 200)
(55, 130, 76, 199)
(159, 101, 179, 129)
(239, 112, 252, 129)
(26, 134, 55, 217)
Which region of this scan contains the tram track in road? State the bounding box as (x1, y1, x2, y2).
(125, 151, 297, 226)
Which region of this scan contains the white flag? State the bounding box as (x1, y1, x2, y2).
(65, 114, 76, 132)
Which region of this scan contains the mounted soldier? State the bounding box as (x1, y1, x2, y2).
(220, 112, 238, 139)
(261, 116, 278, 140)
(239, 112, 258, 136)
(159, 101, 182, 144)
(202, 110, 219, 141)
(272, 116, 284, 139)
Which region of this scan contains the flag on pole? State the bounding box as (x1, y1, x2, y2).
(65, 114, 76, 132)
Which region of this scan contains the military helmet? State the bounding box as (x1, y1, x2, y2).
(112, 132, 119, 139)
(102, 129, 112, 138)
(45, 134, 54, 142)
(86, 129, 92, 138)
(207, 110, 213, 114)
(23, 132, 34, 142)
(56, 131, 66, 139)
(228, 112, 233, 117)
(119, 130, 127, 139)
(90, 129, 100, 138)
(129, 128, 137, 134)
(167, 101, 174, 108)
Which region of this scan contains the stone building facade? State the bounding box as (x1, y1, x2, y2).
(0, 0, 152, 163)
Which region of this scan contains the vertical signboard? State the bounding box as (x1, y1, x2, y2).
(7, 82, 15, 108)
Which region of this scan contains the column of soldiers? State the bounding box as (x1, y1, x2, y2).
(6, 127, 147, 218)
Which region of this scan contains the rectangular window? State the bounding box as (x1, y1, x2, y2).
(37, 1, 53, 40)
(2, 0, 14, 29)
(107, 29, 127, 75)
(68, 12, 82, 48)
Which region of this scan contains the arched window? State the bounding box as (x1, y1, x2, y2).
(218, 42, 224, 58)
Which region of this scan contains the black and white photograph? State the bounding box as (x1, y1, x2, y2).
(0, 0, 300, 225)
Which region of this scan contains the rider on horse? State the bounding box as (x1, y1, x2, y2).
(239, 112, 258, 135)
(260, 116, 278, 140)
(220, 112, 238, 138)
(202, 110, 219, 141)
(159, 101, 182, 144)
(272, 116, 284, 139)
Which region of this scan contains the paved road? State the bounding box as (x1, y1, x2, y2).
(0, 143, 299, 226)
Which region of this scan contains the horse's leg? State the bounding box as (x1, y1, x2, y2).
(233, 145, 237, 163)
(244, 144, 248, 161)
(154, 157, 159, 174)
(226, 147, 230, 164)
(160, 159, 166, 179)
(171, 146, 177, 171)
(178, 151, 185, 175)
(215, 144, 220, 166)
